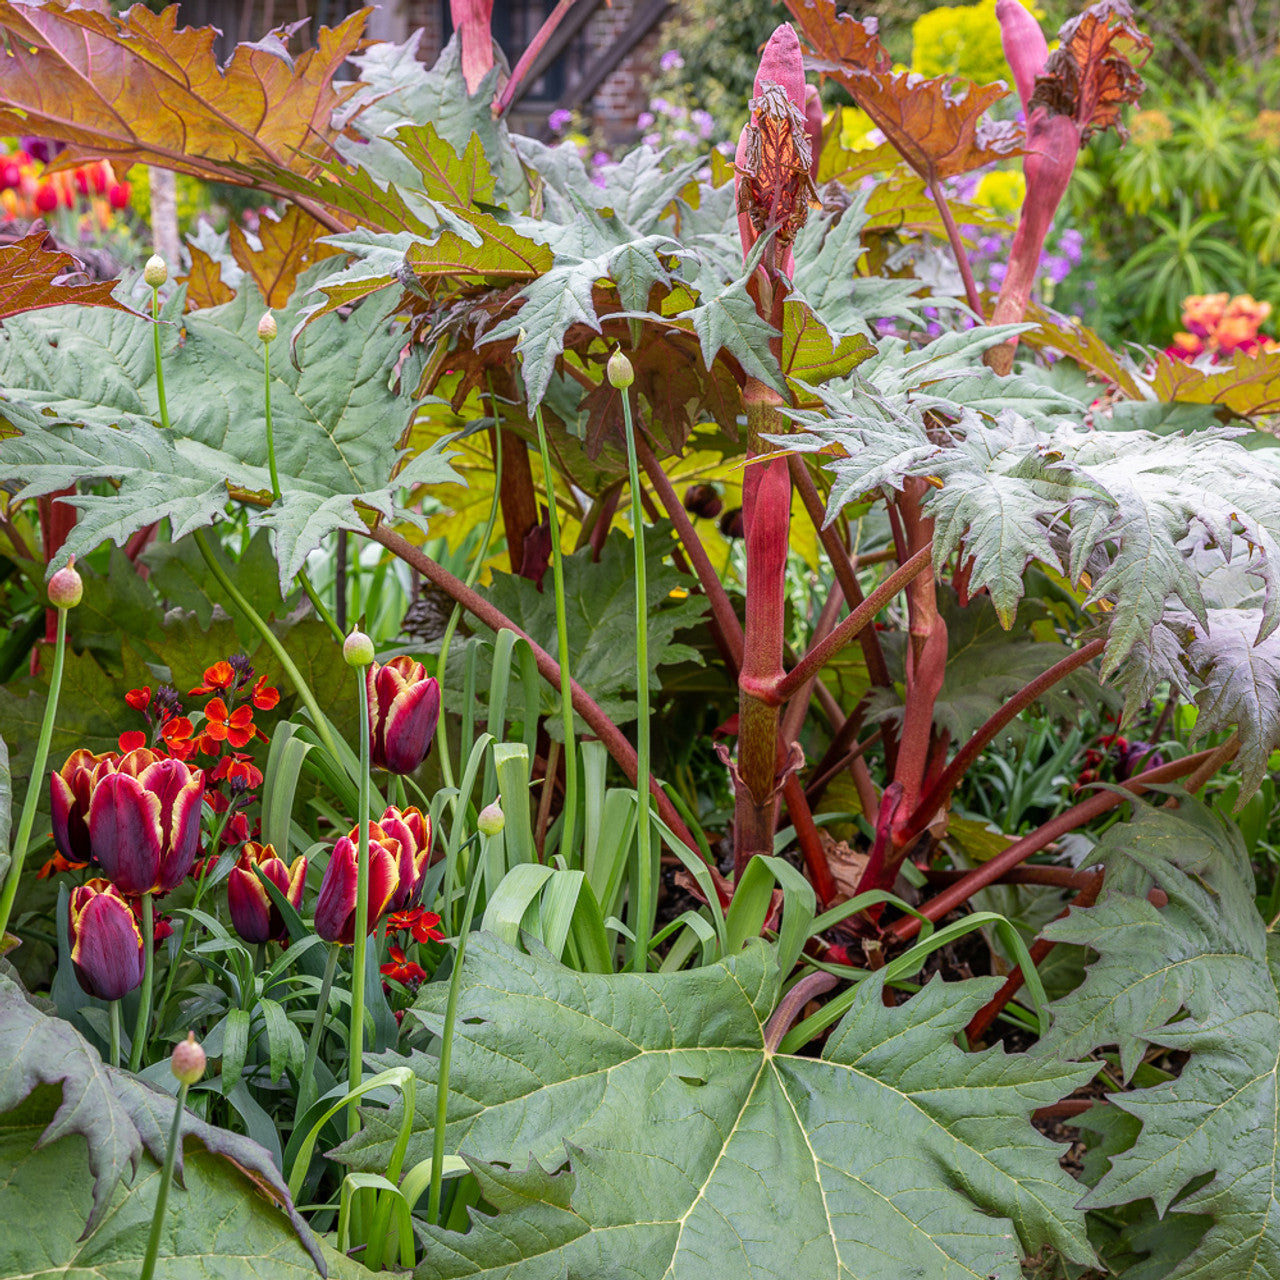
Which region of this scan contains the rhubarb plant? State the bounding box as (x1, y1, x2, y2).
(3, 0, 1280, 1275)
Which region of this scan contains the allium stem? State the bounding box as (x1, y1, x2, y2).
(263, 338, 282, 503)
(0, 605, 68, 938)
(427, 863, 484, 1226)
(151, 285, 170, 431)
(619, 387, 653, 970)
(138, 1080, 188, 1280)
(347, 671, 372, 1139)
(533, 406, 577, 863)
(129, 892, 155, 1072)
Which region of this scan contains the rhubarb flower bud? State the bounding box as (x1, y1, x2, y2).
(314, 830, 400, 945)
(144, 254, 167, 288)
(171, 1031, 206, 1085)
(68, 879, 145, 1001)
(366, 656, 441, 774)
(227, 842, 306, 944)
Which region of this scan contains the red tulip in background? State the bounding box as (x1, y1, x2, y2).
(227, 842, 306, 945)
(366, 656, 441, 775)
(314, 828, 400, 945)
(68, 878, 145, 1000)
(86, 748, 205, 896)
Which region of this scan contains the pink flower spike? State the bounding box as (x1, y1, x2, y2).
(754, 22, 806, 113)
(996, 0, 1049, 112)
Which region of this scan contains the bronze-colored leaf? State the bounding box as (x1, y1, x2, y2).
(178, 243, 236, 311)
(1020, 302, 1143, 398)
(1028, 0, 1152, 141)
(0, 2, 368, 187)
(784, 0, 1020, 180)
(1149, 348, 1280, 418)
(0, 228, 133, 320)
(229, 205, 338, 309)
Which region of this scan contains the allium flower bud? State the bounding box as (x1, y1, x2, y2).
(477, 801, 505, 837)
(606, 348, 634, 389)
(144, 254, 167, 288)
(48, 561, 83, 609)
(344, 628, 375, 668)
(171, 1031, 206, 1085)
(257, 311, 277, 343)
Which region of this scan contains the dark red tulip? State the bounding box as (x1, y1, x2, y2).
(50, 748, 117, 865)
(374, 805, 433, 910)
(87, 748, 204, 896)
(314, 828, 400, 945)
(69, 879, 145, 1001)
(366, 656, 441, 775)
(227, 841, 306, 944)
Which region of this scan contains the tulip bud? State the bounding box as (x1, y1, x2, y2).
(366, 656, 440, 774)
(477, 801, 505, 837)
(170, 1031, 206, 1085)
(227, 842, 306, 944)
(144, 254, 167, 288)
(344, 628, 375, 668)
(48, 560, 83, 609)
(606, 348, 634, 389)
(257, 311, 277, 343)
(69, 879, 145, 1000)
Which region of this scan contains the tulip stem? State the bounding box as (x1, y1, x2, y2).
(109, 999, 122, 1070)
(347, 672, 372, 1139)
(297, 942, 340, 1123)
(0, 605, 68, 939)
(138, 1080, 188, 1280)
(154, 853, 214, 1034)
(428, 861, 484, 1227)
(192, 528, 342, 763)
(151, 285, 170, 431)
(619, 387, 653, 971)
(533, 406, 577, 864)
(129, 892, 155, 1072)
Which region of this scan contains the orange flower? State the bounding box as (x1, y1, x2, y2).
(190, 661, 235, 696)
(199, 697, 262, 752)
(251, 676, 279, 710)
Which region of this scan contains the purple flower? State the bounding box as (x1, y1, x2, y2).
(1059, 228, 1084, 264)
(674, 129, 695, 144)
(692, 109, 714, 140)
(651, 96, 673, 116)
(643, 132, 661, 147)
(548, 108, 573, 133)
(660, 50, 684, 72)
(1044, 254, 1072, 285)
(637, 111, 655, 129)
(593, 151, 612, 168)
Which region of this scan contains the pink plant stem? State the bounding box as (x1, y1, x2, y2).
(780, 577, 845, 743)
(775, 545, 934, 702)
(927, 175, 984, 317)
(899, 637, 1107, 845)
(493, 0, 584, 117)
(789, 456, 892, 688)
(890, 482, 945, 844)
(368, 524, 698, 853)
(888, 746, 1225, 944)
(964, 868, 1105, 1042)
(782, 772, 839, 907)
(735, 379, 794, 877)
(636, 433, 745, 672)
(452, 0, 495, 95)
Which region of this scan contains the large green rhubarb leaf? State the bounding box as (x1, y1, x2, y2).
(339, 937, 1095, 1277)
(0, 267, 459, 588)
(0, 973, 348, 1276)
(1033, 795, 1280, 1279)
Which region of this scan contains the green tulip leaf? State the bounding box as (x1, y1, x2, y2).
(337, 935, 1096, 1277)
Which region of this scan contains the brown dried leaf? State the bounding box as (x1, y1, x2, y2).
(229, 204, 338, 308)
(784, 0, 1019, 179)
(178, 242, 236, 311)
(0, 228, 133, 319)
(1028, 0, 1152, 141)
(0, 2, 367, 186)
